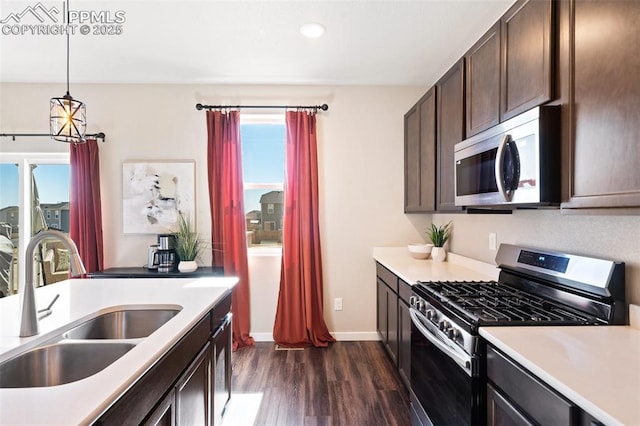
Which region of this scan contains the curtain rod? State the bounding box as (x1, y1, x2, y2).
(195, 103, 329, 112)
(0, 132, 106, 142)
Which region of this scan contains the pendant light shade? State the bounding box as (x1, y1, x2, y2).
(50, 93, 86, 143)
(49, 0, 86, 144)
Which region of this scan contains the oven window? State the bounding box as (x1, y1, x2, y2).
(411, 325, 483, 425)
(456, 148, 499, 196)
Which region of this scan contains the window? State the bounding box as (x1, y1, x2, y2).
(241, 115, 285, 249)
(46, 210, 51, 219)
(55, 210, 59, 219)
(0, 155, 70, 296)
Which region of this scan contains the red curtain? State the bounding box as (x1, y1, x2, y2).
(206, 110, 254, 350)
(273, 111, 335, 348)
(69, 139, 104, 273)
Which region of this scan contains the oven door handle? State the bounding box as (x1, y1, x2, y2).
(409, 308, 473, 376)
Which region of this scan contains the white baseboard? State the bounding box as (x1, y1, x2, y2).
(251, 332, 275, 342)
(250, 331, 381, 342)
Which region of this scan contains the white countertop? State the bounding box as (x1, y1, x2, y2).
(0, 276, 237, 426)
(481, 326, 640, 426)
(372, 246, 499, 283)
(374, 247, 640, 426)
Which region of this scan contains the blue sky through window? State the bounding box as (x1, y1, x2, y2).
(241, 123, 285, 212)
(0, 164, 70, 208)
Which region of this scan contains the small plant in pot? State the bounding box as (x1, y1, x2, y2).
(174, 213, 202, 273)
(426, 221, 452, 262)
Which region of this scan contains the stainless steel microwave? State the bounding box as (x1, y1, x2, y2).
(454, 106, 560, 208)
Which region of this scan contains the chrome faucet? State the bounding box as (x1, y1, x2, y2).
(20, 229, 86, 337)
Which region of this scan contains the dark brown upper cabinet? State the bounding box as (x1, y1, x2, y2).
(500, 0, 553, 121)
(465, 22, 501, 137)
(404, 88, 436, 212)
(560, 0, 640, 209)
(466, 0, 553, 137)
(436, 59, 465, 212)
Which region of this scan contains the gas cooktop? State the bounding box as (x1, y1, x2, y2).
(416, 280, 597, 326)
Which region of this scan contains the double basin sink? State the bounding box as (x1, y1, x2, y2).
(0, 307, 181, 388)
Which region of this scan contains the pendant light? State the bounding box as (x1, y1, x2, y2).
(49, 0, 86, 144)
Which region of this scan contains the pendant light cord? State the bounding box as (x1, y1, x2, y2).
(66, 0, 70, 95)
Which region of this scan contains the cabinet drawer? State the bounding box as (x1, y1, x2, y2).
(398, 279, 412, 304)
(376, 263, 398, 293)
(487, 345, 577, 425)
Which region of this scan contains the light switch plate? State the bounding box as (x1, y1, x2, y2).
(489, 233, 497, 251)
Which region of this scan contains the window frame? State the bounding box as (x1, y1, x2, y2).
(240, 113, 285, 255)
(0, 152, 70, 292)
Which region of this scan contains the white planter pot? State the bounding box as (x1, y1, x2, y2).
(431, 247, 447, 262)
(178, 260, 198, 273)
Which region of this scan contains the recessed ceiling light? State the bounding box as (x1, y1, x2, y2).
(300, 22, 325, 39)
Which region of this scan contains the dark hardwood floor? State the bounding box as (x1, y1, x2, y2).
(222, 341, 411, 426)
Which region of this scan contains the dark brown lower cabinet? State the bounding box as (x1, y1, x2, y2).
(143, 389, 175, 426)
(376, 262, 411, 391)
(486, 344, 606, 426)
(97, 293, 232, 426)
(212, 314, 232, 425)
(397, 289, 411, 390)
(176, 343, 211, 426)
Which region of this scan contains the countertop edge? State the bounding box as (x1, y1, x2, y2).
(372, 246, 499, 283)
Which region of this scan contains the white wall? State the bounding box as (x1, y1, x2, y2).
(0, 82, 429, 339)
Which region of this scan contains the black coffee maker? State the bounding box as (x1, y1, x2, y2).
(156, 234, 177, 272)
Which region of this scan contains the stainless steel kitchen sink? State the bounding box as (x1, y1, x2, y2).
(0, 341, 136, 388)
(63, 308, 180, 340)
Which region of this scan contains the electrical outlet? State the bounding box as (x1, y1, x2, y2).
(489, 233, 497, 251)
(334, 298, 343, 311)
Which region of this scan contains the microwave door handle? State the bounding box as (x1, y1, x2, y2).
(495, 134, 511, 202)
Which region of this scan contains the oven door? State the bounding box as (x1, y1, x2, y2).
(409, 307, 483, 426)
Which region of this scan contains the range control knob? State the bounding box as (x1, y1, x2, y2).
(416, 300, 425, 312)
(409, 296, 417, 307)
(438, 320, 450, 332)
(425, 309, 435, 321)
(447, 328, 460, 340)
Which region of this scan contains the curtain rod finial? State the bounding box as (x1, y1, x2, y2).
(195, 103, 204, 111)
(320, 104, 328, 111)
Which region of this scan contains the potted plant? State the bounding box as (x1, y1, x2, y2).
(426, 221, 452, 262)
(174, 213, 202, 272)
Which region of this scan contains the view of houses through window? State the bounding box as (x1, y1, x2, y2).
(0, 157, 70, 297)
(241, 115, 285, 248)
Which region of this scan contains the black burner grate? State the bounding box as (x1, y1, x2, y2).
(418, 280, 594, 325)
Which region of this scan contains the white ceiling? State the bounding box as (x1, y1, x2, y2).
(0, 0, 514, 86)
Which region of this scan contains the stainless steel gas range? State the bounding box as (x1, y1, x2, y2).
(409, 244, 626, 426)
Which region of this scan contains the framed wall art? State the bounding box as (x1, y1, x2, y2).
(122, 160, 195, 234)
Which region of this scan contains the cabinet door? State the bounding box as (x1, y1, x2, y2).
(500, 0, 553, 121)
(562, 0, 640, 209)
(436, 59, 465, 212)
(143, 390, 175, 426)
(386, 284, 399, 366)
(212, 316, 232, 425)
(376, 278, 388, 342)
(397, 300, 411, 390)
(404, 88, 436, 212)
(466, 22, 501, 137)
(175, 342, 211, 426)
(487, 383, 534, 426)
